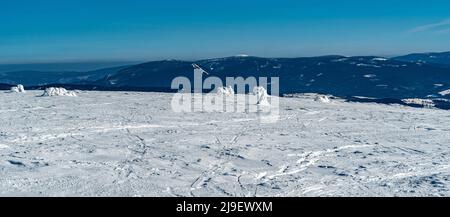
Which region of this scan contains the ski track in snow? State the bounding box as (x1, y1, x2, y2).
(0, 91, 450, 196)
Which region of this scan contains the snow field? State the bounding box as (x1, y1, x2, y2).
(0, 91, 449, 196)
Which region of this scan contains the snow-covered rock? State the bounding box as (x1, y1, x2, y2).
(253, 86, 270, 106)
(216, 86, 234, 96)
(42, 87, 77, 97)
(314, 95, 331, 103)
(10, 84, 26, 93)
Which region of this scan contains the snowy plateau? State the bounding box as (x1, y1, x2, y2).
(0, 90, 450, 196)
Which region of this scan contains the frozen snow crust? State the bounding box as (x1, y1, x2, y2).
(0, 91, 449, 196)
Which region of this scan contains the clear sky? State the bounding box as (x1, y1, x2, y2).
(1, 0, 450, 63)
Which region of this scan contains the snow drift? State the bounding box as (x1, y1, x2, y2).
(42, 87, 77, 97)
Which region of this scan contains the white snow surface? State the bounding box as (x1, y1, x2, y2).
(42, 87, 77, 97)
(1, 91, 450, 196)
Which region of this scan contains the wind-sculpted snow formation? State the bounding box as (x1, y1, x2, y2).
(10, 84, 25, 93)
(314, 95, 331, 103)
(216, 86, 234, 96)
(253, 86, 270, 106)
(0, 91, 449, 196)
(41, 87, 77, 97)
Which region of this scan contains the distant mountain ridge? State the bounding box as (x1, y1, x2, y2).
(393, 51, 450, 66)
(97, 55, 450, 99)
(0, 65, 129, 86)
(2, 52, 450, 101)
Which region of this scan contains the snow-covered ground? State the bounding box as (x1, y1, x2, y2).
(0, 91, 449, 196)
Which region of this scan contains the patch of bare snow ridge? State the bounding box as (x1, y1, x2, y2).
(402, 98, 435, 108)
(439, 89, 450, 96)
(253, 86, 270, 106)
(41, 87, 77, 97)
(10, 84, 26, 93)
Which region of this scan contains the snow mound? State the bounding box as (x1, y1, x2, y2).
(438, 89, 450, 96)
(216, 86, 234, 96)
(402, 98, 435, 108)
(314, 95, 331, 103)
(42, 87, 77, 97)
(10, 84, 26, 93)
(253, 86, 270, 106)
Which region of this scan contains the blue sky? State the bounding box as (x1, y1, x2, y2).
(1, 0, 450, 63)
